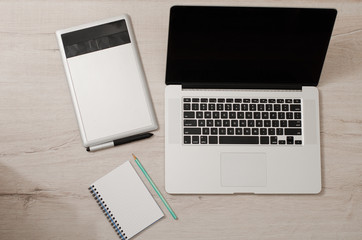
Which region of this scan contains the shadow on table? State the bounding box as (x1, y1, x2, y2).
(0, 163, 97, 240)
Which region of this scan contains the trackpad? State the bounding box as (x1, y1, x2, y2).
(220, 153, 267, 187)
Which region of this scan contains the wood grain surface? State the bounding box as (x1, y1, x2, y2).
(0, 0, 361, 239)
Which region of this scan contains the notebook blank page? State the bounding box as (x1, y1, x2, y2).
(92, 161, 164, 238)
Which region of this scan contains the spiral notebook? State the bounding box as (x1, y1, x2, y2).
(89, 161, 164, 239)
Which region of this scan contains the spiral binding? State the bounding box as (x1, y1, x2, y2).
(89, 185, 128, 239)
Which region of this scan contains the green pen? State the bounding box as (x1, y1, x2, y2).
(132, 154, 177, 220)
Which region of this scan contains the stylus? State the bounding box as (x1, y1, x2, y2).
(133, 153, 178, 220)
(86, 133, 153, 152)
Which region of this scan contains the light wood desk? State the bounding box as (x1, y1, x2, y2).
(1, 1, 361, 239)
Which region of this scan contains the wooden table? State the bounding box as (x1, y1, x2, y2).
(1, 1, 361, 239)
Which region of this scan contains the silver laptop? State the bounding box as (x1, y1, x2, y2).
(165, 6, 337, 194)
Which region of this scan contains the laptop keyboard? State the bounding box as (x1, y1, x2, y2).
(183, 97, 303, 145)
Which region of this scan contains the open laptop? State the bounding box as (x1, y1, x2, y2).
(165, 6, 337, 194)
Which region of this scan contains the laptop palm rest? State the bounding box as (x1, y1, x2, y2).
(220, 153, 267, 187)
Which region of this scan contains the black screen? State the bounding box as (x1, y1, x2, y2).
(165, 6, 337, 89)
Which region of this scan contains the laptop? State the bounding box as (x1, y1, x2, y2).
(165, 6, 337, 194)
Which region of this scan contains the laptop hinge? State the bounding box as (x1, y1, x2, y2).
(181, 83, 302, 90)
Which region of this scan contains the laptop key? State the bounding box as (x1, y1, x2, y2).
(248, 120, 255, 127)
(256, 120, 263, 127)
(231, 120, 238, 127)
(250, 104, 256, 111)
(196, 112, 203, 118)
(227, 128, 234, 135)
(184, 103, 191, 110)
(262, 112, 269, 119)
(211, 128, 218, 135)
(219, 136, 259, 144)
(208, 104, 215, 110)
(200, 136, 207, 144)
(264, 120, 271, 127)
(258, 104, 265, 111)
(223, 120, 230, 127)
(286, 112, 293, 119)
(184, 120, 197, 126)
(268, 128, 275, 135)
(209, 136, 218, 144)
(184, 136, 191, 144)
(213, 112, 220, 118)
(184, 111, 195, 118)
(287, 136, 294, 144)
(290, 104, 301, 111)
(202, 128, 209, 135)
(184, 98, 191, 102)
(184, 128, 201, 134)
(260, 128, 267, 135)
(266, 104, 273, 111)
(294, 112, 301, 119)
(229, 112, 236, 119)
(198, 120, 205, 127)
(271, 136, 278, 144)
(288, 120, 302, 127)
(281, 120, 288, 127)
(207, 120, 214, 126)
(233, 104, 240, 111)
(236, 128, 243, 135)
(260, 136, 269, 144)
(272, 120, 279, 127)
(278, 112, 285, 119)
(192, 104, 199, 110)
(219, 128, 226, 135)
(239, 120, 246, 127)
(282, 104, 289, 111)
(274, 104, 281, 111)
(285, 128, 302, 135)
(192, 136, 199, 144)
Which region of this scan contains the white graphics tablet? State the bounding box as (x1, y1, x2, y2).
(56, 15, 157, 150)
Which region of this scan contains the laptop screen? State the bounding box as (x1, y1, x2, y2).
(165, 6, 337, 89)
